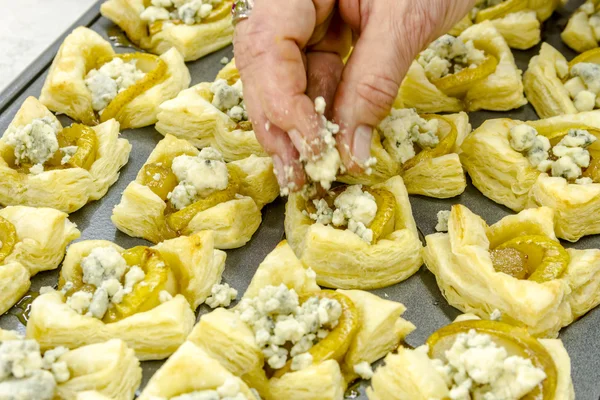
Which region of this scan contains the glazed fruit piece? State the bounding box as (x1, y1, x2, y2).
(475, 0, 528, 23)
(431, 55, 499, 98)
(46, 124, 98, 170)
(402, 114, 459, 171)
(0, 216, 17, 263)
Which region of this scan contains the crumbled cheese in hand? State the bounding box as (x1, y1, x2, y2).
(353, 361, 374, 380)
(0, 339, 73, 399)
(4, 117, 60, 167)
(435, 210, 451, 232)
(237, 284, 341, 370)
(169, 147, 229, 210)
(205, 283, 238, 308)
(379, 108, 439, 164)
(85, 58, 145, 112)
(303, 97, 342, 190)
(434, 329, 546, 400)
(418, 35, 486, 81)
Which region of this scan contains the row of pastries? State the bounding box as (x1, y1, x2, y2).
(0, 0, 599, 399)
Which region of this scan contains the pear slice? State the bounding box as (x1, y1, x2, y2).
(568, 48, 600, 70)
(272, 290, 359, 378)
(432, 55, 498, 98)
(0, 216, 17, 263)
(426, 319, 557, 400)
(97, 53, 168, 123)
(493, 235, 569, 283)
(140, 163, 179, 201)
(46, 124, 98, 171)
(474, 0, 528, 23)
(402, 114, 458, 171)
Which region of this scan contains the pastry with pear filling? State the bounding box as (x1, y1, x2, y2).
(423, 205, 600, 337)
(0, 97, 131, 213)
(112, 134, 278, 247)
(460, 112, 600, 241)
(525, 43, 600, 118)
(184, 241, 415, 400)
(156, 59, 266, 161)
(0, 206, 79, 315)
(562, 0, 600, 53)
(39, 26, 190, 129)
(285, 176, 423, 289)
(100, 0, 234, 62)
(26, 231, 226, 360)
(450, 0, 562, 50)
(395, 21, 526, 113)
(0, 329, 142, 400)
(339, 108, 470, 198)
(367, 316, 574, 400)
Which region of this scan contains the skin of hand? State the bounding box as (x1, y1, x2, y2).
(234, 0, 476, 191)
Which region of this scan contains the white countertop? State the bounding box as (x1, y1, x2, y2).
(0, 0, 97, 93)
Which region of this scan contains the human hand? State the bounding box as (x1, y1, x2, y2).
(234, 0, 476, 191)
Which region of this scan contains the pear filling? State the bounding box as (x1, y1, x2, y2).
(236, 285, 358, 376)
(60, 245, 175, 323)
(509, 125, 598, 184)
(3, 118, 98, 175)
(469, 0, 506, 20)
(378, 109, 457, 170)
(0, 216, 17, 263)
(425, 321, 556, 400)
(0, 338, 73, 400)
(417, 34, 497, 97)
(304, 184, 396, 244)
(490, 235, 570, 283)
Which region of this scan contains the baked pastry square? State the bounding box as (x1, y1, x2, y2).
(460, 112, 600, 241)
(112, 134, 278, 247)
(423, 205, 600, 337)
(367, 316, 574, 400)
(396, 21, 527, 113)
(40, 26, 190, 129)
(0, 97, 131, 213)
(450, 0, 562, 50)
(0, 329, 142, 400)
(185, 241, 415, 400)
(26, 231, 226, 360)
(138, 341, 258, 399)
(100, 0, 234, 62)
(0, 206, 79, 315)
(285, 176, 423, 289)
(562, 0, 600, 53)
(157, 59, 267, 161)
(524, 43, 600, 118)
(340, 109, 470, 198)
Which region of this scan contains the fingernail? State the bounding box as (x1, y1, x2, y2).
(352, 125, 373, 165)
(272, 155, 288, 187)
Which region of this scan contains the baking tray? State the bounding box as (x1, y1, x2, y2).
(0, 1, 599, 399)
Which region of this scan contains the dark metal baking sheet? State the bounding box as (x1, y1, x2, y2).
(0, 1, 599, 399)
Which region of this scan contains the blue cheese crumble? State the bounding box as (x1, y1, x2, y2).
(0, 338, 72, 400)
(353, 361, 374, 380)
(4, 117, 60, 172)
(306, 185, 378, 243)
(168, 147, 229, 210)
(435, 210, 451, 232)
(431, 329, 546, 400)
(205, 283, 238, 308)
(84, 58, 145, 112)
(567, 62, 600, 111)
(378, 108, 440, 165)
(237, 284, 341, 371)
(417, 35, 486, 81)
(160, 377, 250, 400)
(210, 79, 248, 123)
(140, 0, 223, 26)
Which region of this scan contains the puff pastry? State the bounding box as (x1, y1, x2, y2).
(111, 134, 278, 248)
(339, 110, 470, 198)
(0, 206, 79, 315)
(0, 97, 131, 213)
(157, 59, 267, 161)
(39, 26, 190, 129)
(450, 0, 561, 50)
(396, 21, 527, 113)
(186, 241, 414, 400)
(0, 329, 141, 400)
(524, 43, 600, 118)
(460, 112, 600, 241)
(26, 231, 226, 360)
(100, 0, 234, 62)
(367, 317, 574, 400)
(285, 176, 423, 289)
(562, 0, 600, 53)
(423, 205, 600, 337)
